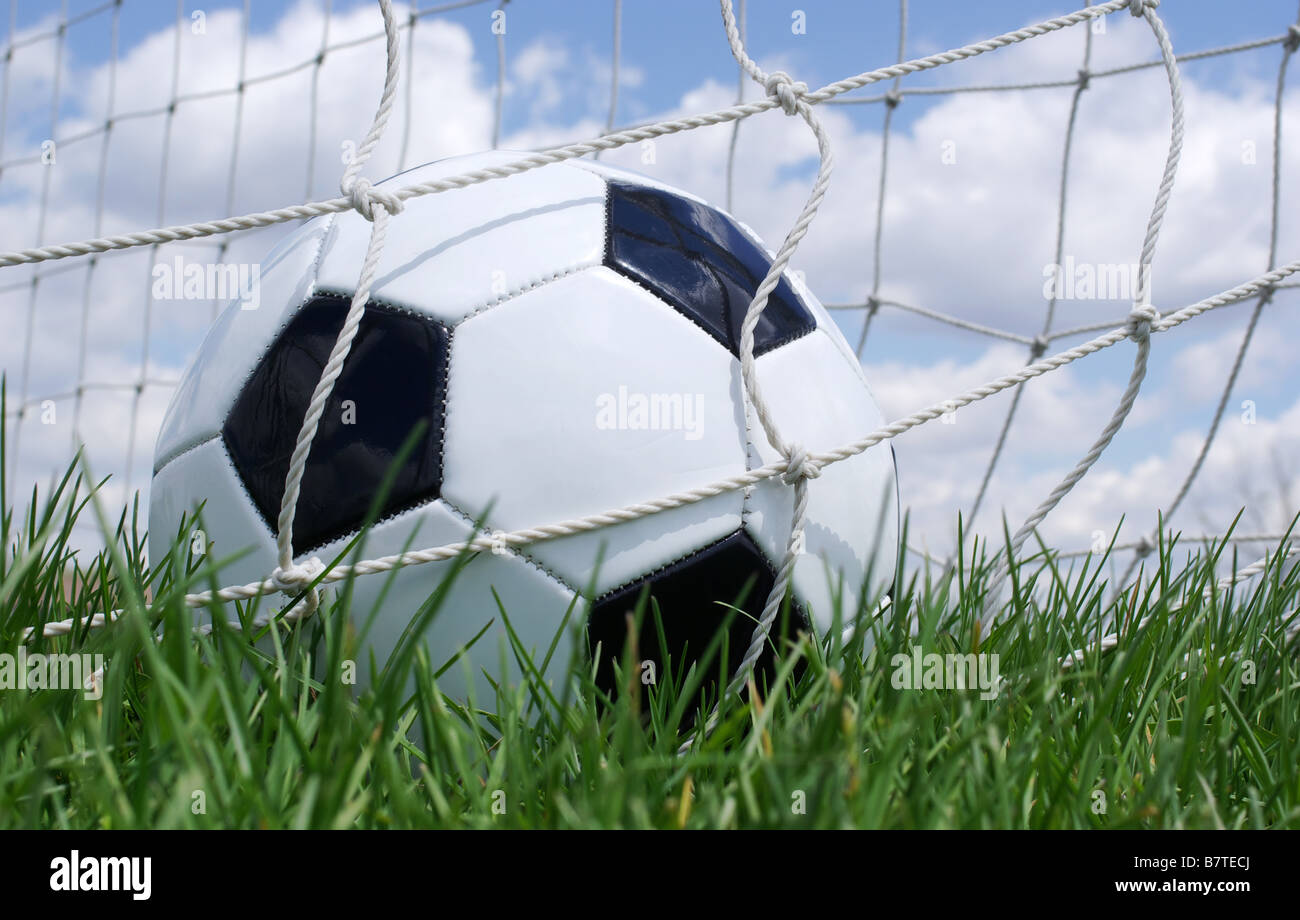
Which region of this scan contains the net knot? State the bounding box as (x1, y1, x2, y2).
(1128, 0, 1157, 18)
(1126, 303, 1160, 343)
(1133, 536, 1155, 559)
(1285, 24, 1300, 53)
(781, 443, 822, 485)
(764, 71, 809, 116)
(1077, 69, 1091, 91)
(342, 176, 404, 221)
(1030, 335, 1049, 359)
(270, 556, 325, 595)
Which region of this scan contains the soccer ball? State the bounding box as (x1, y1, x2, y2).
(148, 151, 899, 702)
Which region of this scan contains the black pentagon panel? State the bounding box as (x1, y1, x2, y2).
(223, 293, 448, 555)
(586, 531, 808, 702)
(603, 179, 817, 358)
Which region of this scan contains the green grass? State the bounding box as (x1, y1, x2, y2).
(1, 439, 1297, 830)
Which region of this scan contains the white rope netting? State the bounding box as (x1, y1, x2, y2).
(2, 0, 1298, 718)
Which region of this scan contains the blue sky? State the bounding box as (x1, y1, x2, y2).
(1, 0, 1298, 561)
(19, 1, 1300, 144)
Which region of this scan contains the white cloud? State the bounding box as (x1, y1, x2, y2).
(0, 1, 1295, 568)
(511, 41, 570, 112)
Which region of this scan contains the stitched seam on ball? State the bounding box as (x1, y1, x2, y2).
(601, 186, 744, 359)
(817, 324, 871, 389)
(758, 324, 814, 354)
(603, 177, 614, 267)
(606, 260, 733, 356)
(316, 265, 596, 327)
(601, 266, 741, 365)
(436, 496, 581, 596)
(283, 491, 453, 563)
(223, 214, 338, 436)
(592, 528, 761, 601)
(445, 260, 600, 328)
(586, 265, 757, 534)
(155, 222, 335, 476)
(250, 291, 450, 551)
(604, 187, 814, 359)
(588, 528, 811, 638)
(308, 212, 334, 279)
(153, 431, 220, 478)
(739, 375, 756, 528)
(221, 288, 449, 555)
(256, 215, 337, 384)
(436, 324, 454, 523)
(212, 438, 279, 546)
(308, 287, 454, 329)
(726, 207, 819, 356)
(439, 322, 459, 552)
(577, 163, 714, 211)
(602, 254, 811, 358)
(293, 495, 452, 565)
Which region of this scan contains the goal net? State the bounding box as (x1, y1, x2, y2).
(1, 0, 1297, 641)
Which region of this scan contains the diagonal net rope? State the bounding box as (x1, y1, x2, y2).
(6, 0, 1299, 730)
(269, 0, 406, 619)
(958, 0, 1095, 551)
(823, 3, 1299, 587)
(1112, 11, 1300, 595)
(677, 0, 834, 750)
(972, 0, 1185, 628)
